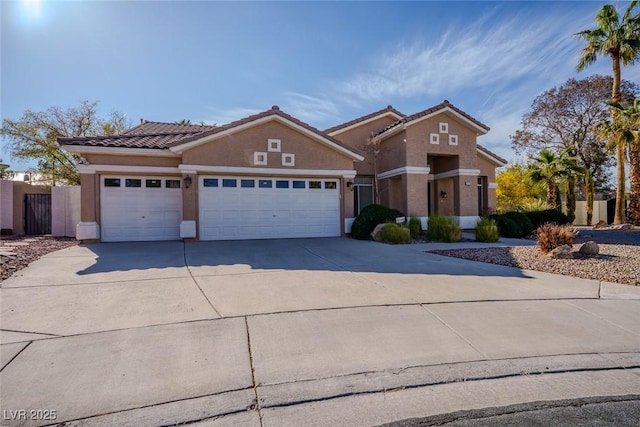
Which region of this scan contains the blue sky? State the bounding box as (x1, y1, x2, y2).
(2, 1, 639, 171)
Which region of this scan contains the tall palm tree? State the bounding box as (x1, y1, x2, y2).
(529, 149, 578, 210)
(609, 100, 640, 224)
(576, 1, 640, 224)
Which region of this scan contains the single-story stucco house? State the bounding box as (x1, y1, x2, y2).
(59, 100, 506, 242)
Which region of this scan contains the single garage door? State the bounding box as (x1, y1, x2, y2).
(199, 176, 340, 240)
(101, 176, 182, 242)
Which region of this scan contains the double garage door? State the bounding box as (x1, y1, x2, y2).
(100, 175, 341, 241)
(199, 176, 340, 240)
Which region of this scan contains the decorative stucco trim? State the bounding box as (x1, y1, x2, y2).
(77, 164, 181, 174)
(433, 169, 481, 179)
(268, 139, 281, 152)
(170, 115, 364, 161)
(282, 153, 295, 167)
(488, 182, 498, 189)
(76, 221, 100, 240)
(454, 215, 481, 229)
(448, 134, 459, 146)
(430, 133, 440, 144)
(377, 166, 431, 180)
(64, 145, 179, 157)
(180, 220, 196, 239)
(407, 107, 489, 135)
(254, 152, 268, 166)
(439, 122, 449, 134)
(327, 112, 404, 137)
(180, 164, 357, 178)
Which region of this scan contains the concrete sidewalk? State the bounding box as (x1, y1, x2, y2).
(1, 238, 639, 426)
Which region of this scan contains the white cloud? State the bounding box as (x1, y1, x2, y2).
(281, 92, 341, 127)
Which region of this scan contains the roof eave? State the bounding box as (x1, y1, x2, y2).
(327, 111, 405, 137)
(63, 145, 179, 157)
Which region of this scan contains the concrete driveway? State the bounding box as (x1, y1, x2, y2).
(1, 237, 639, 426)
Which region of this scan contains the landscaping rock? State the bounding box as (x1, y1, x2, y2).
(370, 224, 385, 242)
(613, 223, 632, 230)
(579, 241, 599, 255)
(593, 220, 608, 229)
(550, 244, 573, 259)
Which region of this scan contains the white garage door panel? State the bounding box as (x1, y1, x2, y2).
(199, 176, 341, 240)
(101, 176, 182, 242)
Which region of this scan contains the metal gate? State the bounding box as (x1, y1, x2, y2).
(24, 193, 51, 235)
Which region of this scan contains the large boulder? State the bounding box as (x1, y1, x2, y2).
(578, 241, 599, 255)
(370, 223, 386, 242)
(550, 244, 573, 259)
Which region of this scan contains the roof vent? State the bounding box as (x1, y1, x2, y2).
(443, 100, 450, 105)
(271, 105, 280, 111)
(387, 105, 393, 109)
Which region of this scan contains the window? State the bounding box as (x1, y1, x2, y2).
(254, 152, 267, 166)
(282, 153, 295, 166)
(241, 179, 255, 188)
(104, 178, 120, 187)
(165, 179, 181, 188)
(354, 176, 374, 214)
(125, 179, 141, 188)
(276, 180, 289, 189)
(448, 134, 458, 146)
(324, 181, 337, 189)
(259, 179, 272, 188)
(292, 180, 305, 189)
(222, 179, 237, 188)
(268, 139, 281, 152)
(146, 179, 161, 188)
(439, 122, 449, 133)
(430, 133, 439, 144)
(203, 178, 218, 187)
(309, 181, 321, 189)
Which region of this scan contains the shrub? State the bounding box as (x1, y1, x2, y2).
(408, 217, 422, 239)
(524, 209, 571, 228)
(536, 223, 575, 253)
(489, 214, 523, 238)
(382, 223, 411, 244)
(475, 217, 499, 242)
(502, 211, 535, 237)
(426, 216, 461, 242)
(351, 204, 404, 240)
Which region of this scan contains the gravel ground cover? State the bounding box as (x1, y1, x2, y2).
(0, 236, 78, 282)
(430, 244, 640, 287)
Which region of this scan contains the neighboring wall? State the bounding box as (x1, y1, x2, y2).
(0, 180, 13, 234)
(52, 186, 81, 237)
(573, 201, 608, 226)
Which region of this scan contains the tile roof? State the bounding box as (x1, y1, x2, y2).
(59, 107, 363, 157)
(323, 105, 405, 135)
(477, 143, 508, 165)
(375, 100, 490, 137)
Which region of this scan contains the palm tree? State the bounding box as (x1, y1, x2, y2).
(575, 1, 640, 224)
(609, 100, 640, 224)
(529, 149, 577, 210)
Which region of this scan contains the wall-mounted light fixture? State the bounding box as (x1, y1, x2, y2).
(465, 181, 471, 186)
(184, 175, 192, 189)
(346, 180, 354, 191)
(440, 190, 448, 199)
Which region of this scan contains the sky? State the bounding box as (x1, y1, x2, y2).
(2, 0, 639, 171)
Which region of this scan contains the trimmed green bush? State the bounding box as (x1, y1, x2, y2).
(408, 217, 422, 239)
(426, 216, 461, 242)
(502, 211, 535, 237)
(489, 214, 523, 238)
(475, 217, 499, 242)
(524, 209, 572, 228)
(351, 204, 404, 240)
(382, 223, 411, 244)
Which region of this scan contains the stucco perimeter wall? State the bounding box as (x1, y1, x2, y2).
(331, 116, 399, 176)
(52, 186, 81, 237)
(0, 180, 14, 233)
(182, 121, 354, 171)
(405, 112, 479, 169)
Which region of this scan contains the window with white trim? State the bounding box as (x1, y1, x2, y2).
(254, 152, 267, 166)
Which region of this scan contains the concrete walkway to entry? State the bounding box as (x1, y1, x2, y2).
(1, 237, 639, 426)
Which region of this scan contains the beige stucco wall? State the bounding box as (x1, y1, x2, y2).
(80, 174, 98, 223)
(404, 174, 429, 217)
(182, 121, 354, 172)
(84, 154, 180, 167)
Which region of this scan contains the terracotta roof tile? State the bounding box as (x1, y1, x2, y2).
(123, 121, 216, 135)
(375, 100, 490, 137)
(477, 143, 508, 165)
(324, 105, 405, 134)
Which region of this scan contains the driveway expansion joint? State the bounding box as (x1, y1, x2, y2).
(183, 241, 223, 318)
(0, 341, 31, 373)
(245, 316, 264, 426)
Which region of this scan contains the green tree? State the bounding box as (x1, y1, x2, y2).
(528, 149, 581, 210)
(511, 76, 639, 223)
(0, 159, 13, 179)
(495, 164, 545, 213)
(576, 1, 640, 224)
(607, 99, 640, 224)
(0, 100, 130, 185)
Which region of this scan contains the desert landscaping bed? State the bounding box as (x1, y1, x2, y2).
(430, 244, 640, 287)
(0, 236, 79, 282)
